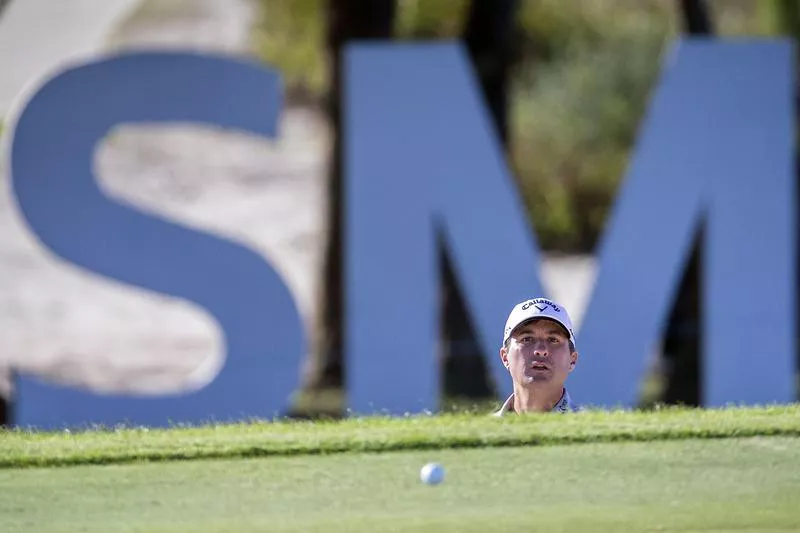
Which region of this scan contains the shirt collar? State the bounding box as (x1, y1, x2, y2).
(493, 388, 579, 416)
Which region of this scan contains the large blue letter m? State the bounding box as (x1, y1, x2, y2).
(345, 39, 796, 413)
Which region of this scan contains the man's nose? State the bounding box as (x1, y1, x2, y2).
(533, 340, 549, 356)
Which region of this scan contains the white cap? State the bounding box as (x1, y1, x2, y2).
(502, 297, 577, 348)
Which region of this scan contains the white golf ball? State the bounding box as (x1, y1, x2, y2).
(420, 462, 445, 485)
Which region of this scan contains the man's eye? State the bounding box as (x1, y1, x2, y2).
(548, 337, 560, 344)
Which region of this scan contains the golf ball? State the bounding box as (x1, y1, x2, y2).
(420, 462, 444, 485)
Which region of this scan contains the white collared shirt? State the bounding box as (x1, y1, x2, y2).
(493, 388, 580, 416)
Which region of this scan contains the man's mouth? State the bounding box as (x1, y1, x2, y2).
(530, 362, 549, 370)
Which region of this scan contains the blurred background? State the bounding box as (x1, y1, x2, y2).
(0, 0, 796, 425)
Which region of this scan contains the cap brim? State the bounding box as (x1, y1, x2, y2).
(504, 316, 575, 348)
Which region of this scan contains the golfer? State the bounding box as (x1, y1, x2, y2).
(494, 297, 581, 415)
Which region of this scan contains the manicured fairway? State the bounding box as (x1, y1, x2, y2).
(2, 406, 799, 532)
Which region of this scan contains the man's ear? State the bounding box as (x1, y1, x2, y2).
(499, 346, 510, 369)
(569, 350, 579, 372)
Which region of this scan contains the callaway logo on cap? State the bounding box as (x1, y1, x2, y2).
(502, 297, 577, 348)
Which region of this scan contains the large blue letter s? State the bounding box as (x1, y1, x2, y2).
(6, 52, 304, 429)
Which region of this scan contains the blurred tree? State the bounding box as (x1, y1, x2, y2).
(510, 1, 674, 252)
(0, 387, 6, 426)
(292, 0, 398, 419)
(252, 0, 328, 107)
(680, 0, 714, 33)
(657, 0, 714, 408)
(759, 0, 800, 37)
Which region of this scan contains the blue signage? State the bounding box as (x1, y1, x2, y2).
(5, 40, 796, 429)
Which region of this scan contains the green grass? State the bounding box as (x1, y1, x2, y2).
(2, 406, 799, 531)
(2, 404, 799, 469)
(1, 437, 799, 532)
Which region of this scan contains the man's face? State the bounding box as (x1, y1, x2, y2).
(500, 318, 577, 387)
